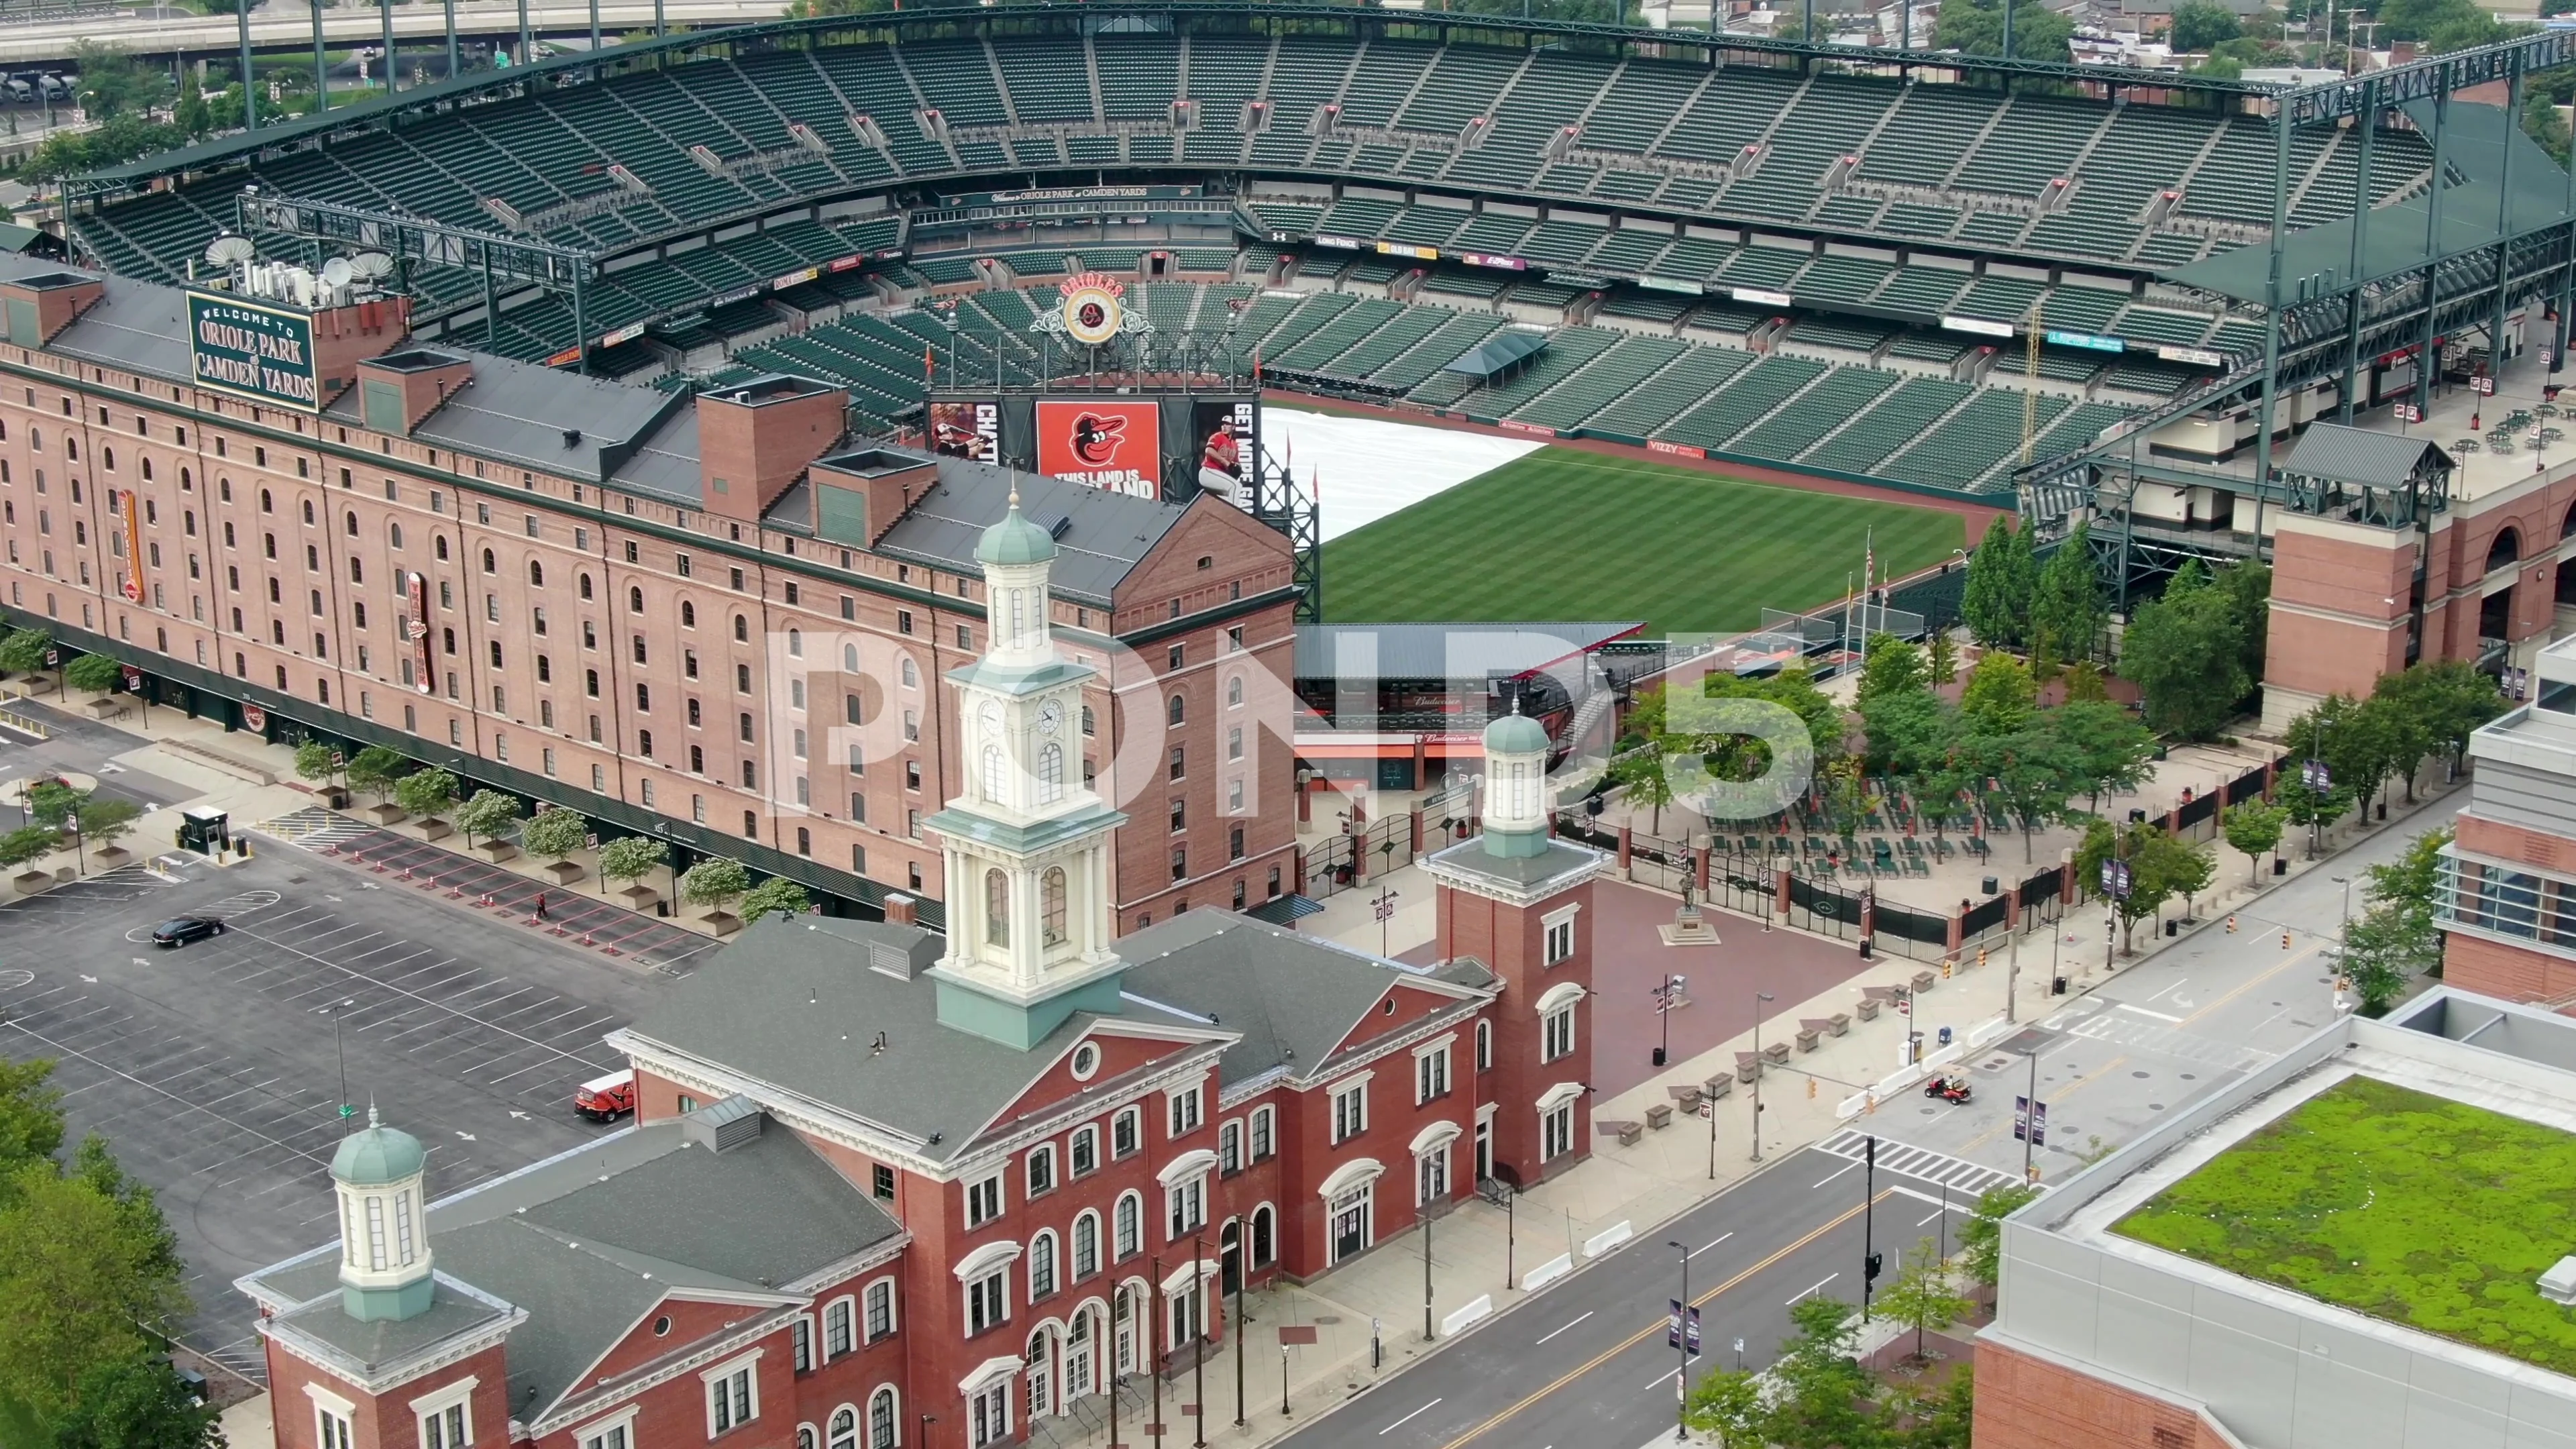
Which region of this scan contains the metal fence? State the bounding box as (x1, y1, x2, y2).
(1303, 832, 1354, 901)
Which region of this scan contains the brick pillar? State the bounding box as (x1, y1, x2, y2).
(1695, 845, 1712, 897)
(2263, 757, 2278, 800)
(1293, 847, 1308, 897)
(1617, 825, 1632, 873)
(1947, 904, 1966, 953)
(1861, 892, 1876, 943)
(1351, 833, 1369, 885)
(1411, 736, 1426, 790)
(2166, 804, 2182, 837)
(1298, 779, 1313, 826)
(1409, 810, 1425, 857)
(1776, 865, 1792, 917)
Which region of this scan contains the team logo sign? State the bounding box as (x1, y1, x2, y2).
(1060, 272, 1127, 347)
(1037, 398, 1160, 498)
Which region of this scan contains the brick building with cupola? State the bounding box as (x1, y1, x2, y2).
(238, 497, 1606, 1449)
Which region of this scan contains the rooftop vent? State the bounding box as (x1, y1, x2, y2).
(680, 1093, 765, 1154)
(2542, 1255, 2576, 1305)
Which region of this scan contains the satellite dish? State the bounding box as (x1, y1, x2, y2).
(348, 252, 395, 280)
(204, 234, 256, 266)
(321, 257, 354, 288)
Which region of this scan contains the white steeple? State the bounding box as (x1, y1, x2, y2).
(924, 484, 1129, 1050)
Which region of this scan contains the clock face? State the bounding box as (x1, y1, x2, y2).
(979, 702, 1004, 741)
(1038, 701, 1063, 737)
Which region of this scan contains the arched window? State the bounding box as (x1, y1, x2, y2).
(983, 745, 1006, 803)
(1037, 744, 1064, 806)
(901, 657, 918, 688)
(829, 1407, 858, 1449)
(301, 499, 315, 525)
(1114, 1191, 1142, 1259)
(867, 1389, 899, 1449)
(788, 627, 804, 657)
(578, 572, 594, 600)
(1252, 1205, 1275, 1267)
(2490, 526, 2524, 573)
(1475, 1019, 1493, 1071)
(1168, 695, 1185, 726)
(346, 511, 359, 537)
(986, 868, 1011, 948)
(529, 560, 544, 587)
(99, 445, 112, 472)
(1072, 1211, 1100, 1280)
(843, 642, 859, 672)
(682, 600, 696, 628)
(734, 613, 749, 642)
(258, 488, 272, 513)
(798, 1428, 814, 1449)
(1028, 1230, 1059, 1299)
(631, 585, 645, 612)
(480, 547, 496, 574)
(435, 535, 449, 561)
(1227, 676, 1243, 707)
(2564, 502, 2576, 541)
(388, 522, 401, 549)
(1042, 867, 1067, 947)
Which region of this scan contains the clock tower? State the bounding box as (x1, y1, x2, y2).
(924, 487, 1130, 1050)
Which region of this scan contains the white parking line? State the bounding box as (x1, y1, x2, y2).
(1379, 1399, 1441, 1435)
(1786, 1273, 1839, 1305)
(1534, 1311, 1592, 1346)
(1691, 1232, 1733, 1258)
(2117, 1002, 2186, 1023)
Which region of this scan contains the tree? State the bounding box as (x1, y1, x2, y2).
(1962, 517, 2033, 647)
(1605, 739, 1678, 836)
(73, 798, 140, 855)
(1959, 1183, 2040, 1287)
(173, 66, 211, 141)
(0, 630, 46, 676)
(1762, 1297, 1880, 1449)
(2165, 836, 2215, 922)
(2120, 560, 2249, 741)
(598, 836, 669, 898)
(2223, 798, 2287, 883)
(1860, 688, 1951, 780)
(1684, 1366, 1766, 1449)
(0, 1149, 190, 1415)
(25, 782, 82, 833)
(2170, 0, 2243, 50)
(2078, 818, 2199, 953)
(1958, 651, 2037, 736)
(1888, 1364, 1975, 1449)
(1927, 628, 1957, 687)
(2338, 824, 2451, 1012)
(392, 767, 460, 823)
(50, 1354, 225, 1449)
(344, 745, 408, 805)
(61, 655, 120, 694)
(2375, 660, 2505, 780)
(1877, 1236, 1974, 1363)
(1856, 634, 1927, 707)
(739, 877, 810, 924)
(0, 1060, 62, 1177)
(2213, 559, 2271, 684)
(680, 858, 752, 917)
(2062, 659, 2110, 703)
(1933, 0, 2076, 60)
(1958, 720, 2081, 863)
(2029, 523, 2105, 663)
(519, 809, 590, 867)
(0, 826, 56, 872)
(453, 790, 523, 850)
(67, 42, 170, 121)
(2051, 700, 2153, 814)
(292, 739, 341, 792)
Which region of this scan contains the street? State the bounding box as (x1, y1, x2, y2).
(1271, 798, 2451, 1448)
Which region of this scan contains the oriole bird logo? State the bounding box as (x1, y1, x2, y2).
(1069, 411, 1128, 466)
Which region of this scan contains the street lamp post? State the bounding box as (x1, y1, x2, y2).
(1652, 973, 1686, 1067)
(1862, 1135, 1880, 1322)
(1192, 1232, 1208, 1449)
(1232, 1246, 1247, 1430)
(1750, 991, 1774, 1161)
(318, 998, 357, 1121)
(1668, 1239, 1693, 1442)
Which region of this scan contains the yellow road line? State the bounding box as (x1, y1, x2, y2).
(1957, 1054, 2130, 1154)
(1436, 1193, 1889, 1449)
(2184, 939, 2330, 1026)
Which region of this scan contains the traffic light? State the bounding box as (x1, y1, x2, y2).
(2226, 914, 2238, 933)
(1866, 1252, 1884, 1283)
(2282, 930, 2292, 949)
(1977, 945, 1989, 969)
(1941, 957, 1954, 979)
(1807, 1076, 1818, 1099)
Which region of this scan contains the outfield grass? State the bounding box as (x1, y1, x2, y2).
(2114, 1076, 2576, 1375)
(1318, 447, 1966, 637)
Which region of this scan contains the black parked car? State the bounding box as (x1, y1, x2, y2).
(150, 916, 226, 947)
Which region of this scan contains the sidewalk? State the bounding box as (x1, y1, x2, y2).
(1034, 767, 2463, 1449)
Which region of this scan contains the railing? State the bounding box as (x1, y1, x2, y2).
(0, 693, 50, 739)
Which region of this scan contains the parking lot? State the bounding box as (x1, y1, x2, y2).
(0, 841, 691, 1384)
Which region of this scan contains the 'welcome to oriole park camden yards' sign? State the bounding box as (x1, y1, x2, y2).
(187, 292, 321, 411)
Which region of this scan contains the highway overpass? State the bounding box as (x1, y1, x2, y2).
(0, 0, 787, 68)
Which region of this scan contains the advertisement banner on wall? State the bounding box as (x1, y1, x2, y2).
(405, 571, 436, 694)
(117, 488, 142, 602)
(1191, 398, 1257, 507)
(1037, 399, 1161, 497)
(930, 400, 1002, 463)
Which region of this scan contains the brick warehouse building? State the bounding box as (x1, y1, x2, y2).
(0, 255, 1301, 927)
(239, 508, 1605, 1448)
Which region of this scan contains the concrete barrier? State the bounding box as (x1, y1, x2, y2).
(1521, 1253, 1574, 1292)
(1837, 1013, 2012, 1120)
(1440, 1295, 1493, 1336)
(1582, 1220, 1633, 1258)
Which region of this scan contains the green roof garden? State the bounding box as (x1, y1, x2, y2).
(2114, 1075, 2576, 1377)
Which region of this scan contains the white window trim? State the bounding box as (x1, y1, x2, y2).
(1026, 1143, 1057, 1195)
(953, 1238, 1026, 1281)
(821, 1294, 857, 1359)
(863, 1274, 900, 1342)
(1316, 1157, 1385, 1199)
(1536, 1081, 1585, 1113)
(957, 1354, 1024, 1395)
(1540, 902, 1581, 931)
(967, 1170, 1006, 1226)
(1409, 1120, 1463, 1155)
(412, 1377, 477, 1449)
(1534, 981, 1587, 1015)
(1159, 1256, 1218, 1293)
(1156, 1148, 1220, 1187)
(1409, 1031, 1458, 1060)
(700, 1348, 764, 1438)
(305, 1384, 357, 1419)
(574, 1406, 641, 1449)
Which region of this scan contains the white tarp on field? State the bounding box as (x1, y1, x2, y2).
(1260, 407, 1545, 543)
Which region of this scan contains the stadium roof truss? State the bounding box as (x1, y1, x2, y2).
(2014, 32, 2576, 607)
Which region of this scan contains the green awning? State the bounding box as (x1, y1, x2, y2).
(1444, 330, 1551, 378)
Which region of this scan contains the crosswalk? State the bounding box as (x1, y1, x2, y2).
(252, 805, 373, 851)
(1813, 1128, 2029, 1199)
(2055, 1003, 2276, 1073)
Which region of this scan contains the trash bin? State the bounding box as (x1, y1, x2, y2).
(1981, 875, 1998, 895)
(2166, 918, 2180, 937)
(2052, 975, 2069, 995)
(1937, 1026, 1953, 1046)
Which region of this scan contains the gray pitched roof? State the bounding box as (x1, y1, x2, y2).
(1116, 912, 1493, 1088)
(617, 916, 1222, 1165)
(1295, 621, 1647, 684)
(2277, 423, 2453, 490)
(875, 453, 1191, 606)
(244, 1114, 904, 1421)
(262, 1276, 517, 1383)
(1423, 835, 1606, 892)
(319, 361, 686, 486)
